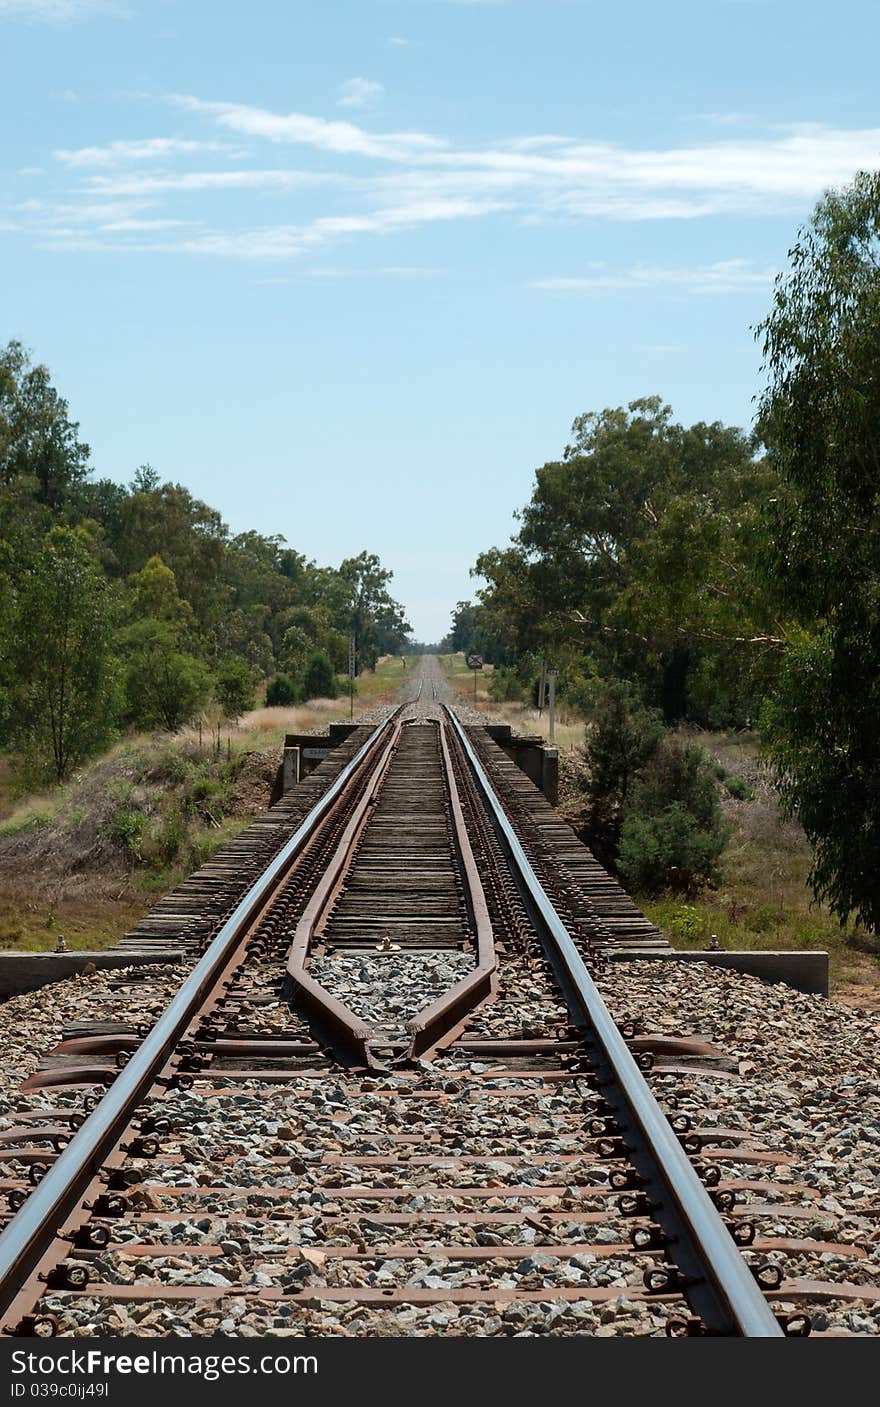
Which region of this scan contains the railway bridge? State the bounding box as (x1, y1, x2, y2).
(0, 658, 875, 1338)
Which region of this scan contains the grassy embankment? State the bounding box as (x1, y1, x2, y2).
(440, 653, 880, 1005)
(0, 656, 407, 954)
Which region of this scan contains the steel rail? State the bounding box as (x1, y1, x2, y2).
(444, 706, 783, 1338)
(286, 720, 404, 1065)
(0, 710, 399, 1325)
(402, 721, 496, 1059)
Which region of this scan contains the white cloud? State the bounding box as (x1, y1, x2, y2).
(98, 217, 187, 231)
(388, 36, 410, 46)
(176, 97, 880, 212)
(170, 197, 506, 258)
(83, 169, 341, 196)
(55, 138, 243, 167)
(338, 78, 384, 111)
(173, 96, 447, 162)
(15, 94, 880, 266)
(533, 259, 776, 295)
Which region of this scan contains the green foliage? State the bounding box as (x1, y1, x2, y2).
(125, 555, 193, 630)
(340, 551, 412, 673)
(488, 665, 526, 703)
(661, 903, 709, 943)
(723, 775, 752, 801)
(471, 397, 780, 725)
(265, 674, 300, 707)
(757, 171, 880, 931)
(302, 651, 338, 700)
(582, 683, 663, 864)
(144, 807, 185, 866)
(111, 806, 145, 858)
(618, 739, 728, 894)
(9, 526, 119, 780)
(120, 620, 212, 731)
(0, 341, 90, 510)
(214, 656, 255, 721)
(561, 661, 601, 717)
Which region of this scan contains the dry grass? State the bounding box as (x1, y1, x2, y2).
(0, 894, 151, 953)
(0, 655, 410, 954)
(178, 698, 351, 755)
(638, 729, 880, 1003)
(440, 653, 586, 751)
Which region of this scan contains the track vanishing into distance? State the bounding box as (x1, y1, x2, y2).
(0, 658, 876, 1338)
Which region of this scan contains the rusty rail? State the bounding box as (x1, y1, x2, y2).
(285, 720, 404, 1065)
(403, 720, 496, 1058)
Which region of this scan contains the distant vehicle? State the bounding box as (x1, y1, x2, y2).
(466, 654, 483, 670)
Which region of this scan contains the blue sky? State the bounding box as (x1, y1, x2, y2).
(2, 1, 879, 640)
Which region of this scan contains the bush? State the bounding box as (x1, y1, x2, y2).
(582, 682, 663, 865)
(723, 775, 753, 801)
(564, 666, 601, 718)
(214, 657, 255, 721)
(265, 674, 300, 707)
(489, 666, 525, 703)
(618, 805, 726, 894)
(664, 903, 710, 943)
(617, 739, 728, 894)
(111, 807, 144, 858)
(144, 808, 184, 866)
(301, 651, 338, 700)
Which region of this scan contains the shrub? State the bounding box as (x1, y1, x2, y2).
(489, 666, 525, 703)
(265, 674, 300, 707)
(617, 739, 728, 894)
(664, 903, 710, 943)
(111, 807, 145, 858)
(565, 666, 601, 718)
(146, 810, 184, 866)
(214, 657, 255, 721)
(301, 651, 338, 700)
(723, 775, 753, 801)
(618, 805, 726, 894)
(582, 682, 663, 865)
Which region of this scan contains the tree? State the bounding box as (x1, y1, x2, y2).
(0, 341, 91, 511)
(125, 555, 194, 631)
(265, 674, 299, 707)
(10, 527, 118, 780)
(302, 651, 338, 700)
(757, 170, 880, 929)
(120, 620, 211, 731)
(339, 552, 411, 672)
(474, 398, 776, 722)
(618, 739, 728, 894)
(111, 479, 227, 632)
(581, 682, 663, 864)
(214, 657, 255, 723)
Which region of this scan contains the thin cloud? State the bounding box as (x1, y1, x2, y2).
(55, 138, 244, 167)
(13, 94, 880, 264)
(533, 259, 776, 294)
(27, 196, 507, 258)
(0, 0, 121, 19)
(176, 97, 880, 207)
(338, 78, 384, 111)
(84, 169, 343, 196)
(174, 96, 447, 162)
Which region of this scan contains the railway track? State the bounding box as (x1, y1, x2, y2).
(0, 674, 875, 1338)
